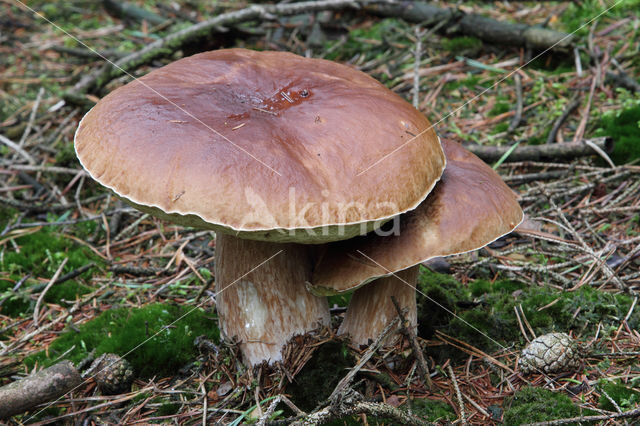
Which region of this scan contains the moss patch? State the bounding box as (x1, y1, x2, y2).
(560, 0, 640, 35)
(1, 226, 100, 278)
(55, 142, 81, 168)
(595, 104, 640, 165)
(327, 292, 352, 308)
(442, 36, 482, 55)
(416, 267, 640, 359)
(322, 398, 455, 425)
(503, 387, 594, 425)
(24, 303, 219, 378)
(288, 340, 354, 412)
(597, 380, 640, 411)
(325, 18, 409, 58)
(0, 277, 93, 317)
(489, 101, 511, 117)
(156, 399, 180, 416)
(0, 225, 101, 317)
(0, 205, 18, 230)
(409, 398, 456, 422)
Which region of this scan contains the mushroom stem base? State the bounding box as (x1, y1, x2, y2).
(338, 266, 419, 347)
(214, 233, 329, 366)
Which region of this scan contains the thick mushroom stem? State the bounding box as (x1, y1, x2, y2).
(214, 233, 330, 365)
(338, 265, 419, 346)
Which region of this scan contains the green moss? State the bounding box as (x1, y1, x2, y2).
(288, 341, 354, 412)
(469, 279, 492, 296)
(595, 104, 640, 164)
(55, 142, 80, 168)
(322, 398, 454, 425)
(0, 277, 91, 317)
(444, 75, 485, 92)
(442, 36, 482, 54)
(44, 280, 91, 304)
(24, 303, 220, 378)
(492, 122, 509, 134)
(0, 205, 18, 230)
(0, 278, 35, 317)
(416, 267, 471, 340)
(0, 226, 101, 278)
(489, 101, 511, 117)
(560, 0, 640, 35)
(156, 400, 180, 416)
(324, 18, 410, 62)
(409, 398, 456, 422)
(503, 387, 593, 425)
(416, 267, 640, 358)
(0, 225, 101, 316)
(328, 292, 352, 308)
(598, 380, 640, 411)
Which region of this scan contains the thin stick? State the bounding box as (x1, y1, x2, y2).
(280, 395, 306, 417)
(584, 138, 615, 168)
(257, 395, 282, 426)
(519, 304, 536, 339)
(391, 296, 432, 388)
(292, 399, 432, 426)
(329, 315, 401, 401)
(447, 364, 467, 425)
(546, 92, 580, 144)
(508, 73, 523, 132)
(573, 75, 596, 142)
(18, 87, 44, 147)
(0, 134, 36, 164)
(412, 26, 424, 109)
(33, 257, 68, 327)
(523, 406, 640, 425)
(462, 393, 490, 419)
(514, 305, 531, 343)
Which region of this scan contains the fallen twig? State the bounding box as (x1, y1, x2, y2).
(523, 406, 640, 425)
(0, 361, 82, 419)
(291, 399, 433, 426)
(102, 0, 168, 25)
(508, 73, 523, 133)
(367, 1, 573, 50)
(66, 0, 379, 97)
(33, 257, 68, 327)
(546, 93, 581, 144)
(329, 315, 401, 401)
(464, 137, 613, 163)
(447, 365, 467, 425)
(391, 296, 431, 388)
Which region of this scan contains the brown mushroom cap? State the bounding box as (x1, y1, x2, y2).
(309, 139, 524, 294)
(75, 49, 445, 243)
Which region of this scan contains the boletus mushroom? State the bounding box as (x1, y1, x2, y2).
(307, 139, 524, 345)
(74, 49, 446, 365)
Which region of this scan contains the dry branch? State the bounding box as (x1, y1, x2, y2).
(464, 137, 613, 163)
(66, 0, 376, 99)
(291, 399, 434, 425)
(65, 0, 574, 101)
(0, 361, 82, 419)
(524, 406, 640, 425)
(366, 1, 573, 50)
(102, 0, 167, 25)
(329, 315, 401, 401)
(391, 296, 431, 388)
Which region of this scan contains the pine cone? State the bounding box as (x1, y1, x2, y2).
(518, 332, 582, 375)
(91, 353, 135, 395)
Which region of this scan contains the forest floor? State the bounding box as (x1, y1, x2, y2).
(1, 0, 640, 424)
